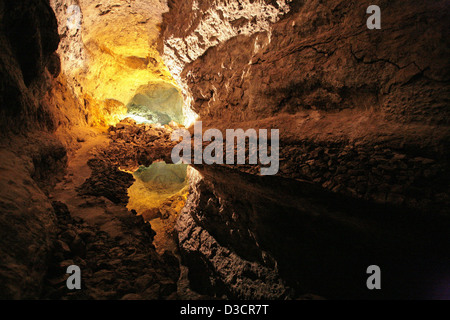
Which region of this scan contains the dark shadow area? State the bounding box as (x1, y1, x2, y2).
(193, 165, 450, 299)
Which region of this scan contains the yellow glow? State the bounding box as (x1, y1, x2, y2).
(80, 40, 176, 105)
(126, 176, 188, 220)
(67, 11, 180, 128)
(126, 164, 189, 254)
(184, 108, 200, 128)
(121, 114, 152, 124)
(126, 163, 190, 219)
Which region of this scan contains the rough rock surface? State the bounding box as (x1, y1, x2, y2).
(1, 0, 58, 132)
(176, 172, 292, 299)
(40, 130, 184, 300)
(177, 165, 449, 299)
(163, 0, 450, 124)
(41, 200, 179, 300)
(158, 0, 450, 299)
(50, 0, 177, 125)
(160, 0, 450, 212)
(160, 0, 292, 116)
(0, 1, 180, 299)
(77, 158, 135, 205)
(97, 118, 179, 170)
(1, 0, 449, 300)
(0, 0, 73, 299)
(0, 134, 64, 299)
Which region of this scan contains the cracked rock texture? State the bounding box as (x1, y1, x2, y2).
(160, 0, 293, 122)
(163, 0, 449, 124)
(176, 170, 291, 299)
(0, 0, 73, 299)
(0, 0, 177, 299)
(0, 0, 449, 300)
(159, 0, 450, 299)
(161, 0, 450, 211)
(41, 200, 180, 300)
(177, 164, 449, 299)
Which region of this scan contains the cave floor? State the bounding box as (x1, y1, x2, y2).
(41, 122, 449, 300)
(42, 131, 186, 300)
(50, 132, 136, 239)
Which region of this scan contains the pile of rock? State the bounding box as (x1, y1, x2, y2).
(41, 201, 180, 300)
(77, 158, 135, 205)
(280, 141, 449, 214)
(76, 118, 181, 206)
(103, 118, 177, 170)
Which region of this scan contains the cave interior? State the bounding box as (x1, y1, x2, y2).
(0, 0, 449, 300)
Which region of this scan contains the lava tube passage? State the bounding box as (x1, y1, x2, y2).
(127, 162, 189, 254)
(125, 81, 185, 125)
(1, 0, 449, 308)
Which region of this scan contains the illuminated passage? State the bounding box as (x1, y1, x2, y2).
(126, 162, 190, 253)
(126, 81, 185, 125)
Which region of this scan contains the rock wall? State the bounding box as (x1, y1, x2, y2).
(176, 169, 292, 299)
(177, 164, 449, 299)
(0, 0, 59, 132)
(0, 133, 65, 299)
(50, 0, 179, 126)
(158, 0, 450, 299)
(0, 0, 448, 299)
(163, 0, 450, 124)
(0, 0, 101, 139)
(160, 0, 450, 212)
(160, 0, 293, 123)
(0, 0, 197, 298)
(0, 0, 92, 298)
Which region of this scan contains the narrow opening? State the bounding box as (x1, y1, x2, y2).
(125, 81, 185, 126)
(126, 162, 190, 253)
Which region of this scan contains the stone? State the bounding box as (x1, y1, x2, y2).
(70, 236, 86, 258)
(59, 230, 77, 243)
(142, 284, 160, 300)
(79, 230, 95, 242)
(159, 280, 177, 297)
(55, 240, 71, 255)
(134, 274, 154, 292)
(121, 293, 143, 300)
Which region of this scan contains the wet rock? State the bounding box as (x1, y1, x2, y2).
(52, 201, 71, 221)
(134, 275, 154, 292)
(70, 236, 86, 258)
(121, 293, 143, 300)
(54, 240, 71, 255)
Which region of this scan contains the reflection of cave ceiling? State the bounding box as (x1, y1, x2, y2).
(1, 0, 450, 302)
(134, 162, 188, 189)
(126, 163, 189, 221)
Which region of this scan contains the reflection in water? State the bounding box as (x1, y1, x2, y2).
(183, 165, 450, 299)
(127, 162, 189, 254)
